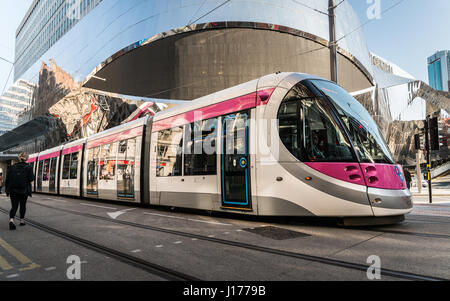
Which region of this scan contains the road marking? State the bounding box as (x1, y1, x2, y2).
(143, 212, 232, 226)
(19, 263, 40, 271)
(0, 237, 33, 265)
(0, 255, 13, 271)
(45, 267, 57, 271)
(44, 198, 67, 203)
(191, 238, 198, 241)
(173, 241, 182, 244)
(223, 232, 230, 235)
(208, 235, 216, 238)
(80, 203, 117, 210)
(107, 208, 136, 219)
(131, 249, 142, 253)
(6, 273, 19, 279)
(155, 245, 163, 248)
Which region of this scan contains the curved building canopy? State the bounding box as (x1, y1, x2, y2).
(17, 0, 374, 100)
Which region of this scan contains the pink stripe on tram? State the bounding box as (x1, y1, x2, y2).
(38, 151, 61, 161)
(62, 144, 84, 155)
(27, 157, 37, 163)
(152, 92, 258, 132)
(87, 126, 143, 149)
(152, 88, 276, 132)
(304, 162, 366, 186)
(360, 163, 407, 190)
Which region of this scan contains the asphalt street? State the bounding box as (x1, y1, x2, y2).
(0, 192, 448, 281)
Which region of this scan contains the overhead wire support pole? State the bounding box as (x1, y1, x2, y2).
(425, 115, 433, 204)
(328, 0, 338, 83)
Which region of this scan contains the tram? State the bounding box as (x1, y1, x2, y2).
(27, 73, 413, 222)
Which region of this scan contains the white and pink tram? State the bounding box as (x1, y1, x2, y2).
(27, 73, 413, 222)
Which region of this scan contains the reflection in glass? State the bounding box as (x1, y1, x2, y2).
(62, 155, 71, 179)
(117, 139, 136, 198)
(87, 147, 99, 194)
(43, 159, 50, 181)
(70, 152, 79, 179)
(100, 144, 116, 181)
(157, 127, 183, 177)
(278, 83, 355, 163)
(37, 161, 43, 191)
(49, 158, 57, 192)
(184, 118, 218, 176)
(310, 80, 394, 164)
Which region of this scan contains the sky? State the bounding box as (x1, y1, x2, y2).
(0, 0, 449, 93)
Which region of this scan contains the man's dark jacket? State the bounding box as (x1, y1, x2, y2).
(5, 162, 34, 197)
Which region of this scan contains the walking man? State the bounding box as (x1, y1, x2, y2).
(5, 153, 34, 230)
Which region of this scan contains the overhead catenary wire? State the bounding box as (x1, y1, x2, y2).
(186, 0, 232, 27)
(291, 0, 329, 16)
(186, 0, 209, 27)
(335, 0, 406, 44)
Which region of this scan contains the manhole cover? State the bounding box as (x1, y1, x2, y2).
(243, 226, 310, 240)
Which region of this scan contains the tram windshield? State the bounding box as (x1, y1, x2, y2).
(278, 82, 357, 163)
(309, 80, 394, 164)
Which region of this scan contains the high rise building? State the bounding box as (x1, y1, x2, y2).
(427, 50, 450, 92)
(15, 0, 103, 81)
(0, 79, 35, 135)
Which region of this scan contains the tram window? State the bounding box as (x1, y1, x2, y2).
(117, 139, 136, 198)
(87, 147, 99, 194)
(37, 161, 43, 191)
(184, 118, 218, 176)
(70, 152, 79, 179)
(157, 127, 183, 177)
(100, 144, 115, 181)
(62, 155, 70, 179)
(43, 159, 50, 181)
(310, 79, 394, 164)
(49, 158, 57, 192)
(278, 83, 355, 163)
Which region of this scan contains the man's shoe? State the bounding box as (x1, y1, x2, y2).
(9, 222, 16, 230)
(19, 222, 26, 226)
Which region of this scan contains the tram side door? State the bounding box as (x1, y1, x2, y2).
(221, 111, 252, 210)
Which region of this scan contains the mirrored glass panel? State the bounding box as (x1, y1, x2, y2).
(310, 80, 394, 164)
(278, 83, 356, 163)
(157, 127, 183, 177)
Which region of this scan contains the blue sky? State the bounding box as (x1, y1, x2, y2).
(347, 0, 450, 82)
(1, 0, 449, 92)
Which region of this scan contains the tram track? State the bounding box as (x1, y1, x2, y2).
(0, 207, 200, 281)
(7, 199, 448, 281)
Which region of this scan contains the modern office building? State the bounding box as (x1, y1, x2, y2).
(427, 50, 450, 92)
(15, 0, 103, 81)
(0, 79, 35, 135)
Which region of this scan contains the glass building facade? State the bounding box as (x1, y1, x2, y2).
(427, 50, 450, 92)
(14, 0, 374, 89)
(0, 80, 35, 136)
(15, 0, 103, 80)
